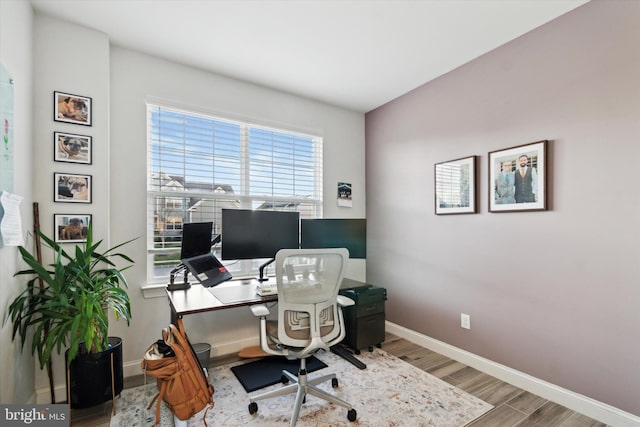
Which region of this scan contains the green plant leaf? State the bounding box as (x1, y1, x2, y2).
(6, 221, 135, 368)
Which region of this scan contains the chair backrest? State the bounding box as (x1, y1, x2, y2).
(274, 248, 349, 352)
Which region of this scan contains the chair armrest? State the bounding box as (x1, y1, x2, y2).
(250, 304, 270, 317)
(337, 295, 355, 307)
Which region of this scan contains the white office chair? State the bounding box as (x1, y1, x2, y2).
(248, 248, 357, 426)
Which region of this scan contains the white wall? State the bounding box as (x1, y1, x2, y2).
(0, 0, 35, 404)
(21, 12, 365, 401)
(109, 47, 366, 375)
(28, 13, 111, 402)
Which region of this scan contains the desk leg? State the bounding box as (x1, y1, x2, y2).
(331, 344, 366, 370)
(170, 307, 179, 326)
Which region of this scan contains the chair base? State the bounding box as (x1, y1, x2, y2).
(248, 357, 356, 427)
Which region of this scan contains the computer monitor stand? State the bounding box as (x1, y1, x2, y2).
(167, 264, 191, 291)
(258, 258, 275, 282)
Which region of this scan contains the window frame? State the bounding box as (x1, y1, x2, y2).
(146, 103, 323, 284)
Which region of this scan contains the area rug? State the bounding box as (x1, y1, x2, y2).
(111, 349, 492, 427)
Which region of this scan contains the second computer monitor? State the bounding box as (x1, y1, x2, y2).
(300, 218, 366, 259)
(181, 222, 214, 259)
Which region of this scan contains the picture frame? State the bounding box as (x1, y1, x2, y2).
(488, 140, 547, 212)
(337, 181, 353, 208)
(434, 155, 477, 215)
(54, 91, 92, 126)
(54, 131, 92, 164)
(54, 214, 91, 243)
(54, 173, 92, 204)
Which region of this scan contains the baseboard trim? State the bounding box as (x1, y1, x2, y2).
(35, 386, 65, 405)
(385, 321, 640, 427)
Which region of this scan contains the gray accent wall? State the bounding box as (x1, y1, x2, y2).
(365, 0, 639, 417)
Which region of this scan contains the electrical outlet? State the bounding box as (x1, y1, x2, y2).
(461, 313, 471, 330)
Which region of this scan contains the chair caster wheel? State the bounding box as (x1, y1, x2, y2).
(332, 378, 339, 388)
(281, 374, 289, 384)
(347, 408, 357, 421)
(368, 346, 374, 352)
(248, 402, 258, 415)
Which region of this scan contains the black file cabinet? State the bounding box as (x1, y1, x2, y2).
(339, 285, 387, 354)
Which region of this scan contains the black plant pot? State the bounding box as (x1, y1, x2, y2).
(65, 337, 124, 409)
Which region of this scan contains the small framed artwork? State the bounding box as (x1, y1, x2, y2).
(54, 132, 92, 164)
(54, 214, 91, 243)
(337, 182, 352, 208)
(54, 173, 92, 204)
(434, 155, 477, 215)
(54, 91, 92, 126)
(488, 140, 547, 212)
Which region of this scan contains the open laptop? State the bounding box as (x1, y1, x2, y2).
(180, 222, 232, 287)
(182, 252, 232, 287)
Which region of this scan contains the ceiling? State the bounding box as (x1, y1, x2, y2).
(30, 0, 588, 113)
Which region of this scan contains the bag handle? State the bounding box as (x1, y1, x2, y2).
(146, 381, 167, 426)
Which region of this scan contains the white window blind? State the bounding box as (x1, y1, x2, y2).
(147, 104, 323, 281)
(435, 163, 470, 208)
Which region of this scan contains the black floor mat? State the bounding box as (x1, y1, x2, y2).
(230, 356, 327, 393)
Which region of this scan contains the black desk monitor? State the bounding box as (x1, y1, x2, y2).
(181, 222, 216, 259)
(221, 209, 300, 281)
(300, 218, 366, 259)
(221, 210, 299, 260)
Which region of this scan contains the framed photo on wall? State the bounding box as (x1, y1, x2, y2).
(54, 173, 92, 204)
(54, 132, 92, 164)
(337, 181, 353, 208)
(54, 91, 92, 126)
(434, 155, 477, 215)
(54, 214, 91, 243)
(488, 140, 547, 212)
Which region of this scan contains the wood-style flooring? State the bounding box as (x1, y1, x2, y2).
(70, 333, 607, 426)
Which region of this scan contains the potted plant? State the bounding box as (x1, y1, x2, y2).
(6, 222, 134, 407)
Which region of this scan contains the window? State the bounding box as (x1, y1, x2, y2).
(147, 104, 323, 282)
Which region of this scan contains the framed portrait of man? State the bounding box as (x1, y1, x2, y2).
(488, 140, 547, 212)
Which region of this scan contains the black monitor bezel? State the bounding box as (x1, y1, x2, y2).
(180, 221, 214, 259)
(221, 209, 300, 261)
